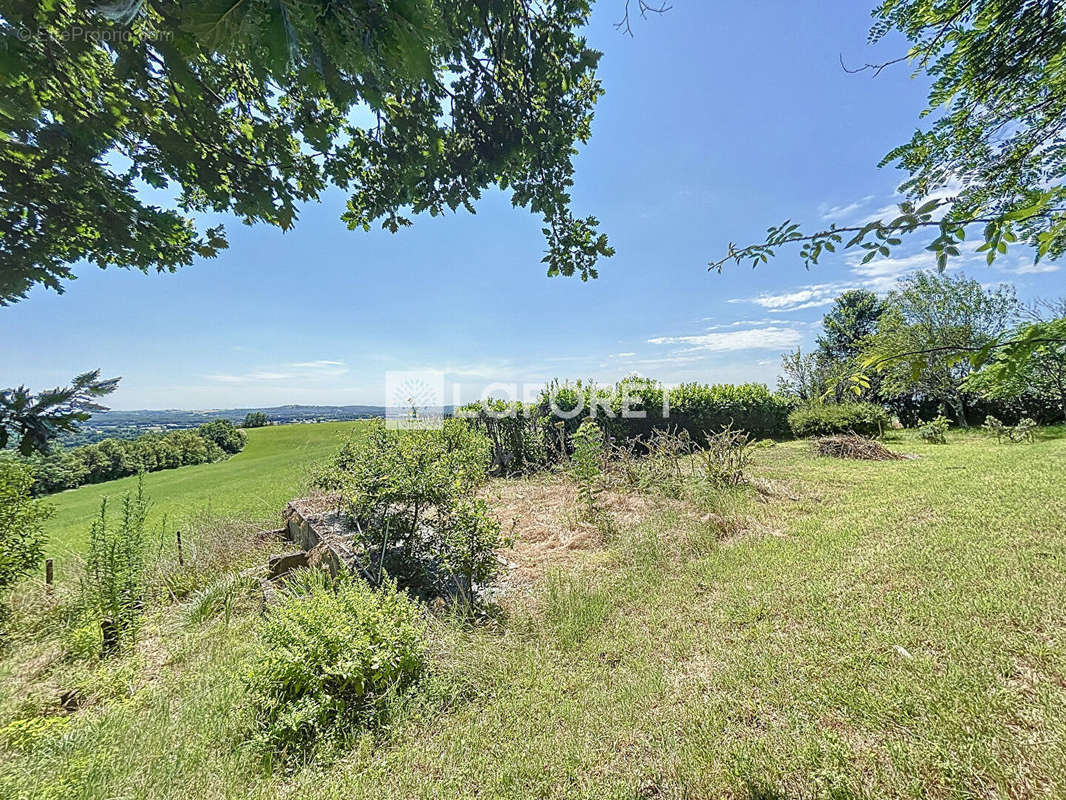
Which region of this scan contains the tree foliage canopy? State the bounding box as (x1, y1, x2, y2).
(860, 272, 1017, 424)
(817, 289, 886, 364)
(0, 0, 612, 304)
(0, 370, 119, 456)
(712, 0, 1066, 274)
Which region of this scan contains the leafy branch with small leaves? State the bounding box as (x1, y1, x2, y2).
(712, 1, 1066, 278)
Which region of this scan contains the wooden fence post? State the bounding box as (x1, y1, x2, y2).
(176, 530, 184, 566)
(45, 558, 54, 588)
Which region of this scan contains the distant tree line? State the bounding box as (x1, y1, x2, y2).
(242, 412, 270, 428)
(13, 420, 246, 496)
(778, 273, 1066, 428)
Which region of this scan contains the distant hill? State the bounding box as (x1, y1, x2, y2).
(60, 404, 386, 446)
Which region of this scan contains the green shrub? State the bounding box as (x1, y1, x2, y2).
(541, 377, 795, 442)
(82, 476, 150, 650)
(245, 575, 425, 761)
(700, 423, 768, 487)
(918, 415, 950, 444)
(569, 419, 605, 517)
(788, 402, 890, 438)
(313, 420, 503, 599)
(982, 414, 1006, 441)
(659, 381, 796, 439)
(1012, 417, 1038, 443)
(984, 414, 1037, 443)
(242, 411, 270, 428)
(0, 461, 52, 628)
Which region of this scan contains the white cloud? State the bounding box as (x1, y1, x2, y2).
(819, 195, 874, 222)
(206, 359, 349, 384)
(1005, 261, 1060, 276)
(699, 317, 811, 330)
(288, 360, 346, 369)
(207, 371, 292, 384)
(649, 326, 803, 352)
(846, 251, 931, 279)
(610, 352, 637, 358)
(731, 283, 854, 313)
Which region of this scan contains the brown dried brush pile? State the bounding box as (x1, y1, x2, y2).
(814, 434, 905, 461)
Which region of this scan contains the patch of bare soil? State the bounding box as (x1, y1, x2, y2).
(480, 474, 710, 583)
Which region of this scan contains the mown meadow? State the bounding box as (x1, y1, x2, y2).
(38, 421, 368, 562)
(1, 423, 1064, 799)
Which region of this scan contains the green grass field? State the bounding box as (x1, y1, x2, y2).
(41, 421, 367, 561)
(3, 430, 1065, 798)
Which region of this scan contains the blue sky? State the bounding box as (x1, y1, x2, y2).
(2, 1, 1062, 410)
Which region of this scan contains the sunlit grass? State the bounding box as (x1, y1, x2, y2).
(2, 429, 1064, 798)
(40, 421, 368, 565)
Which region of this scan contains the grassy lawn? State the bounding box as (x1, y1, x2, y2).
(2, 430, 1065, 798)
(40, 421, 368, 561)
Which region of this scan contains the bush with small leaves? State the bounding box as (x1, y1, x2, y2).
(1010, 418, 1037, 443)
(982, 415, 1006, 442)
(436, 498, 506, 603)
(918, 415, 950, 445)
(245, 575, 425, 763)
(569, 420, 605, 517)
(312, 420, 504, 599)
(788, 402, 890, 438)
(983, 414, 1037, 444)
(82, 476, 150, 650)
(701, 423, 769, 487)
(0, 461, 52, 630)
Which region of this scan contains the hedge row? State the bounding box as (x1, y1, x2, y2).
(461, 378, 796, 475)
(787, 402, 890, 438)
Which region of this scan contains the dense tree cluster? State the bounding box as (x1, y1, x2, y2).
(1, 0, 610, 305)
(17, 419, 245, 496)
(779, 276, 1066, 427)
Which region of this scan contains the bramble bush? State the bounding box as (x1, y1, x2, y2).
(787, 403, 890, 438)
(245, 574, 425, 763)
(700, 423, 769, 487)
(982, 415, 1037, 444)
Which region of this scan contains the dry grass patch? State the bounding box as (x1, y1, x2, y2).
(481, 473, 745, 584)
